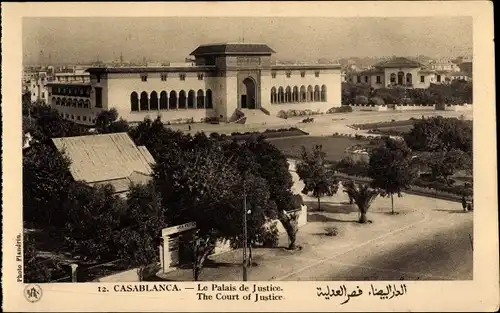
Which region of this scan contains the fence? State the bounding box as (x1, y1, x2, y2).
(49, 258, 132, 283)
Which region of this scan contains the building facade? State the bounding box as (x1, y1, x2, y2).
(47, 43, 342, 125)
(345, 57, 456, 90)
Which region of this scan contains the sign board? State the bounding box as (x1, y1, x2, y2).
(162, 221, 197, 237)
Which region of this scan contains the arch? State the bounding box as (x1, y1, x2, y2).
(169, 91, 177, 109)
(300, 86, 306, 102)
(390, 73, 396, 84)
(84, 100, 90, 108)
(150, 91, 159, 110)
(206, 89, 213, 109)
(242, 77, 257, 109)
(197, 89, 205, 109)
(187, 90, 195, 109)
(278, 87, 284, 104)
(160, 91, 168, 110)
(314, 85, 320, 102)
(406, 73, 412, 85)
(321, 85, 327, 102)
(140, 91, 149, 111)
(307, 85, 314, 102)
(397, 71, 404, 85)
(292, 86, 299, 102)
(78, 99, 84, 108)
(285, 86, 292, 103)
(52, 97, 56, 105)
(271, 87, 277, 104)
(178, 90, 187, 109)
(56, 97, 61, 106)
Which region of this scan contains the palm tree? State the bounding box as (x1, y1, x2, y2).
(343, 182, 380, 224)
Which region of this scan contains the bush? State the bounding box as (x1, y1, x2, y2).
(354, 95, 369, 105)
(327, 106, 353, 114)
(369, 97, 385, 105)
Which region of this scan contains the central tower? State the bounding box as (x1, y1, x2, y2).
(190, 43, 275, 119)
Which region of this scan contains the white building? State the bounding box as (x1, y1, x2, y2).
(345, 57, 453, 89)
(47, 43, 342, 126)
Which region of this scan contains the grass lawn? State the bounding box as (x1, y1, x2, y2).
(268, 136, 369, 162)
(370, 124, 414, 134)
(353, 119, 416, 130)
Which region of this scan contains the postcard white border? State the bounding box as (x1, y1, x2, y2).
(2, 1, 498, 312)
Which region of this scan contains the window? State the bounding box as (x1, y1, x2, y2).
(141, 74, 148, 82)
(71, 115, 74, 120)
(198, 73, 204, 80)
(315, 71, 320, 78)
(41, 92, 45, 98)
(376, 76, 381, 84)
(300, 71, 305, 78)
(357, 76, 361, 83)
(364, 76, 369, 83)
(161, 74, 167, 81)
(48, 92, 52, 97)
(95, 87, 103, 108)
(96, 75, 101, 83)
(180, 74, 186, 81)
(420, 75, 425, 83)
(286, 71, 291, 78)
(271, 72, 277, 79)
(83, 116, 87, 121)
(437, 75, 441, 82)
(65, 114, 69, 118)
(77, 116, 81, 121)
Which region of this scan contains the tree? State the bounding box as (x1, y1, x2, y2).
(296, 145, 339, 211)
(119, 182, 166, 267)
(95, 108, 130, 134)
(342, 182, 380, 223)
(368, 138, 417, 214)
(31, 105, 88, 141)
(419, 149, 472, 186)
(23, 143, 73, 228)
(224, 136, 298, 250)
(404, 116, 473, 155)
(63, 183, 126, 263)
(23, 233, 54, 283)
(190, 230, 217, 281)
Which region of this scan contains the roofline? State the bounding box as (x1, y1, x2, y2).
(46, 82, 92, 86)
(190, 51, 274, 56)
(271, 64, 341, 70)
(86, 66, 217, 74)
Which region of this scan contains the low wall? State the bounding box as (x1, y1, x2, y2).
(268, 102, 337, 116)
(394, 105, 435, 111)
(443, 104, 473, 111)
(125, 109, 217, 124)
(349, 104, 388, 111)
(94, 268, 140, 282)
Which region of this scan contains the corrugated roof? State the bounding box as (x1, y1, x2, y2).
(374, 57, 422, 69)
(52, 133, 155, 184)
(190, 43, 276, 56)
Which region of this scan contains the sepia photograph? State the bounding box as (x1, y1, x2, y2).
(2, 1, 498, 312)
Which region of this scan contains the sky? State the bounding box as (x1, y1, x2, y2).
(23, 16, 472, 65)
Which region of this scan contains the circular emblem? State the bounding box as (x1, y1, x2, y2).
(24, 284, 43, 303)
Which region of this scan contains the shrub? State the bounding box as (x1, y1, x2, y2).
(324, 226, 338, 237)
(354, 95, 369, 105)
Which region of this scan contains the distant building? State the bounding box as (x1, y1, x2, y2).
(51, 132, 156, 197)
(428, 59, 461, 72)
(345, 57, 459, 89)
(46, 43, 342, 126)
